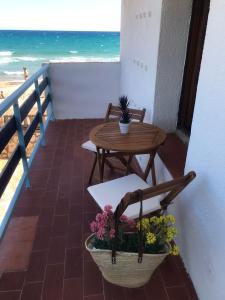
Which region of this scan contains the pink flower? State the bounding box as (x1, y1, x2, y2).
(127, 218, 136, 228)
(102, 211, 108, 221)
(104, 205, 113, 213)
(96, 227, 105, 240)
(109, 229, 115, 239)
(96, 213, 103, 222)
(90, 221, 97, 233)
(120, 215, 128, 223)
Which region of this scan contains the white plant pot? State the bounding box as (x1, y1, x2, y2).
(119, 122, 130, 135)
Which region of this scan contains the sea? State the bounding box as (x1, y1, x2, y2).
(0, 30, 120, 81)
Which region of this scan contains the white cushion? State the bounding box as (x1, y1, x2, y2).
(88, 174, 162, 219)
(82, 140, 98, 152)
(81, 140, 117, 153)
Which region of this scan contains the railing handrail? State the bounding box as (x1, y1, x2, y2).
(0, 64, 49, 116)
(0, 63, 53, 239)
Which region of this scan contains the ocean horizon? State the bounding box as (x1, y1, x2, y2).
(0, 30, 120, 81)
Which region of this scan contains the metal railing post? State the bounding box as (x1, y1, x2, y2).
(45, 66, 55, 120)
(13, 99, 30, 188)
(35, 80, 46, 146)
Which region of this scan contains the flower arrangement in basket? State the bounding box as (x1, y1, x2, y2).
(118, 96, 132, 134)
(85, 205, 179, 288)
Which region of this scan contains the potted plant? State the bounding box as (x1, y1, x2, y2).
(119, 96, 132, 134)
(85, 205, 179, 288)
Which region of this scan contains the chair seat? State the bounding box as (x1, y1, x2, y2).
(81, 140, 117, 153)
(87, 174, 162, 219)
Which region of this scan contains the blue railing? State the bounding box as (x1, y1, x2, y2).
(0, 64, 53, 238)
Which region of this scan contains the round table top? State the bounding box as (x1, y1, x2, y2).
(90, 122, 166, 153)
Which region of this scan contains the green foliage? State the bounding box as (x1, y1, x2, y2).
(120, 110, 131, 124)
(119, 96, 131, 124)
(91, 215, 179, 255)
(119, 96, 129, 111)
(92, 232, 167, 254)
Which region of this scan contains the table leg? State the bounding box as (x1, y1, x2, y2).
(101, 149, 106, 182)
(151, 161, 157, 186)
(118, 155, 136, 174)
(96, 147, 102, 182)
(88, 153, 97, 185)
(143, 150, 157, 185)
(126, 154, 133, 175)
(97, 147, 105, 183)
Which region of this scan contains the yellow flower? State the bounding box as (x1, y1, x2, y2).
(166, 227, 177, 242)
(170, 245, 180, 256)
(137, 218, 150, 230)
(158, 216, 166, 223)
(165, 214, 176, 224)
(150, 216, 159, 224)
(146, 232, 156, 244)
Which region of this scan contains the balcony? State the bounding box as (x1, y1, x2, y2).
(0, 63, 198, 299)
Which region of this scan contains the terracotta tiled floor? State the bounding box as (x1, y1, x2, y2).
(0, 120, 198, 300)
(0, 216, 38, 273)
(158, 133, 188, 178)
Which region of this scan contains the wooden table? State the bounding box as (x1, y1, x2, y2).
(90, 122, 166, 184)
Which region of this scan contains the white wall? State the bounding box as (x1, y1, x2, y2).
(120, 0, 163, 122)
(173, 1, 225, 299)
(120, 0, 192, 174)
(121, 1, 225, 299)
(49, 62, 120, 119)
(120, 0, 191, 132)
(153, 0, 192, 132)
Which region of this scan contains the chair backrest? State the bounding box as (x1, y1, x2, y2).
(113, 171, 196, 220)
(104, 103, 146, 123)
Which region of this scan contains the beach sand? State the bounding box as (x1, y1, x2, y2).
(0, 80, 38, 225)
(0, 79, 39, 117)
(0, 80, 24, 99)
(0, 81, 23, 224)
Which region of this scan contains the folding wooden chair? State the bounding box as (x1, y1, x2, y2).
(82, 103, 146, 185)
(88, 171, 196, 219)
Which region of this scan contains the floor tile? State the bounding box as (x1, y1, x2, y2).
(21, 282, 42, 300)
(125, 287, 146, 300)
(26, 250, 47, 282)
(54, 198, 69, 216)
(157, 133, 187, 178)
(159, 257, 184, 288)
(84, 261, 103, 297)
(84, 295, 104, 300)
(66, 224, 82, 248)
(48, 236, 66, 264)
(0, 241, 33, 274)
(166, 286, 190, 300)
(0, 271, 25, 291)
(51, 215, 68, 237)
(69, 206, 83, 226)
(42, 264, 64, 300)
(63, 277, 83, 300)
(0, 217, 38, 273)
(0, 291, 21, 300)
(33, 227, 51, 251)
(144, 270, 168, 300)
(103, 279, 126, 300)
(37, 207, 54, 227)
(65, 248, 83, 279)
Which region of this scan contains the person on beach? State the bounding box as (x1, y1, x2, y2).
(0, 91, 4, 99)
(23, 67, 29, 80)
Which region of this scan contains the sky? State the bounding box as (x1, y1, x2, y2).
(0, 0, 121, 31)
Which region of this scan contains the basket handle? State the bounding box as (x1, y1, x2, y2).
(112, 189, 144, 264)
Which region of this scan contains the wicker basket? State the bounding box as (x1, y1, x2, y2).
(85, 234, 170, 288)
